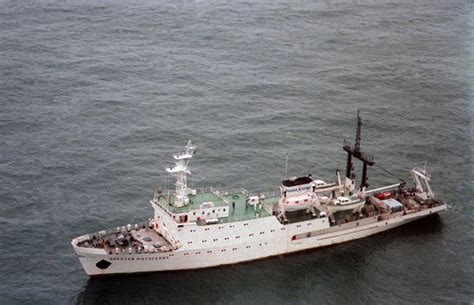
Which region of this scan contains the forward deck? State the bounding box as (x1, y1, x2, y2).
(74, 225, 173, 255)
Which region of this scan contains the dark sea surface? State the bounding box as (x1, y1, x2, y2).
(0, 0, 472, 304)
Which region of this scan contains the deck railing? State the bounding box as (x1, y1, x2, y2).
(75, 220, 153, 246)
(152, 187, 250, 214)
(196, 208, 271, 225)
(257, 189, 280, 200)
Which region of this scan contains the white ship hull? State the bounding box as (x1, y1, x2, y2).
(73, 204, 446, 277)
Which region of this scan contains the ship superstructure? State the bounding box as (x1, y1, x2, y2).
(72, 114, 447, 277)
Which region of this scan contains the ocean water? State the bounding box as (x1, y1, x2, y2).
(0, 0, 472, 304)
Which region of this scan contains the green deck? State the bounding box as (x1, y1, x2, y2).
(222, 192, 272, 223)
(157, 190, 278, 224)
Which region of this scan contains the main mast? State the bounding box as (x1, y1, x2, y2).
(342, 110, 375, 194)
(166, 140, 196, 207)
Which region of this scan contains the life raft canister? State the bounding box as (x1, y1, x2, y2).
(375, 192, 391, 200)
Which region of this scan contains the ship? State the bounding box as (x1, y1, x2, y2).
(71, 112, 447, 277)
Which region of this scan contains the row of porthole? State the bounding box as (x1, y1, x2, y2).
(187, 243, 270, 255)
(109, 252, 174, 255)
(183, 225, 296, 246)
(297, 222, 314, 228)
(187, 231, 272, 244)
(173, 209, 227, 221)
(192, 223, 250, 232)
(214, 244, 267, 253)
(206, 243, 267, 255)
(174, 209, 227, 221)
(109, 256, 170, 261)
(109, 243, 271, 261)
(224, 220, 277, 231)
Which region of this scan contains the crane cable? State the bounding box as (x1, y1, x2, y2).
(373, 163, 407, 184)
